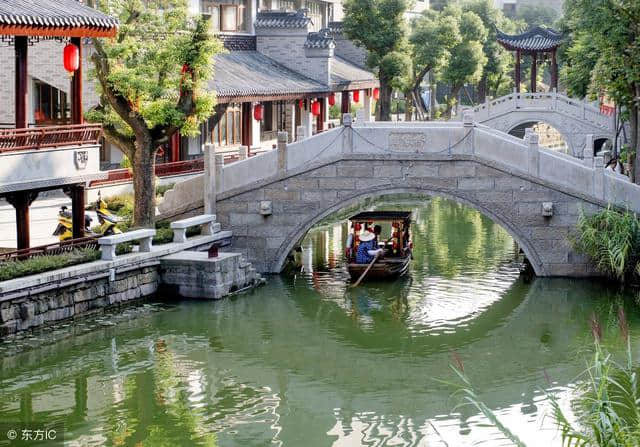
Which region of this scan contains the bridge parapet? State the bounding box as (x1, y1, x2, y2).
(468, 92, 614, 132)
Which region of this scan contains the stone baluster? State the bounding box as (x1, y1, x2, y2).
(296, 125, 306, 142)
(215, 154, 224, 195)
(238, 146, 249, 161)
(204, 144, 216, 215)
(525, 128, 540, 177)
(277, 131, 288, 174)
(582, 134, 594, 166)
(342, 113, 353, 153)
(593, 155, 605, 200)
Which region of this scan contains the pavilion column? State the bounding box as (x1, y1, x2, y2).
(15, 36, 28, 128)
(7, 191, 38, 250)
(71, 37, 83, 125)
(241, 102, 252, 148)
(551, 49, 558, 92)
(341, 91, 350, 123)
(530, 51, 537, 93)
(515, 49, 521, 93)
(70, 184, 85, 240)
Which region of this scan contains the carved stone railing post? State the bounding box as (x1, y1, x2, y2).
(525, 128, 540, 177)
(593, 155, 605, 200)
(238, 146, 249, 160)
(215, 154, 224, 194)
(342, 113, 353, 153)
(296, 125, 306, 142)
(582, 134, 594, 166)
(277, 131, 288, 173)
(203, 144, 216, 214)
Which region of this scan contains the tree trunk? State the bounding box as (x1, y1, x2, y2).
(405, 93, 413, 121)
(445, 85, 461, 119)
(132, 133, 157, 227)
(377, 78, 392, 121)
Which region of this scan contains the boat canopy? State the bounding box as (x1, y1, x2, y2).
(349, 211, 412, 222)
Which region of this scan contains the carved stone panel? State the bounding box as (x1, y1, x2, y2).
(388, 132, 426, 152)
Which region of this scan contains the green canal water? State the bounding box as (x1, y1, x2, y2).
(1, 196, 639, 446)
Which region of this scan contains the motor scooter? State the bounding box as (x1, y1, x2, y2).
(52, 206, 95, 241)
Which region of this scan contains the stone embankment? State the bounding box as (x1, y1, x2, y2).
(0, 216, 263, 338)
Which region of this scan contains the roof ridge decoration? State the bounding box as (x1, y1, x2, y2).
(304, 28, 335, 49)
(496, 25, 563, 52)
(254, 9, 313, 29)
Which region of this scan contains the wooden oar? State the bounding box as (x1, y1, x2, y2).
(349, 252, 381, 288)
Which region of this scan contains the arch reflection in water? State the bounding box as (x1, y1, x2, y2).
(1, 197, 640, 447)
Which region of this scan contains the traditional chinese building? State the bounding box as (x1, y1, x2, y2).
(0, 0, 117, 249)
(497, 26, 563, 93)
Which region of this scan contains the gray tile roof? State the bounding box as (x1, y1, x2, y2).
(211, 51, 327, 99)
(0, 0, 118, 30)
(328, 21, 344, 35)
(304, 29, 335, 49)
(497, 26, 563, 52)
(331, 56, 378, 90)
(254, 10, 312, 29)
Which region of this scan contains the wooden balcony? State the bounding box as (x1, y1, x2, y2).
(0, 124, 102, 153)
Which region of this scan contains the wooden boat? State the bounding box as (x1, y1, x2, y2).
(346, 211, 412, 281)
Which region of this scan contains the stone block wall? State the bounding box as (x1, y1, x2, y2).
(160, 251, 261, 299)
(214, 157, 603, 277)
(0, 265, 159, 338)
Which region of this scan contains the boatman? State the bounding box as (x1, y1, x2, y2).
(356, 228, 384, 264)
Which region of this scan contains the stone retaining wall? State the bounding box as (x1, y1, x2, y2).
(0, 262, 159, 337)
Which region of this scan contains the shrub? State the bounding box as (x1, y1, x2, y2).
(156, 183, 175, 198)
(572, 207, 640, 282)
(0, 248, 101, 281)
(103, 194, 134, 217)
(153, 227, 174, 244)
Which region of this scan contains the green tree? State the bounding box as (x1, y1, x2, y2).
(440, 6, 487, 117)
(562, 0, 640, 183)
(86, 0, 222, 226)
(342, 0, 412, 120)
(462, 0, 516, 102)
(516, 4, 559, 28)
(408, 9, 461, 118)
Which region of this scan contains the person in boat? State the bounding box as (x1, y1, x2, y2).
(356, 228, 384, 264)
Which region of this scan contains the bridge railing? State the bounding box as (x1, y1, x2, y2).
(470, 91, 614, 132)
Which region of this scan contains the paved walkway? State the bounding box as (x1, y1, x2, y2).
(0, 194, 97, 249)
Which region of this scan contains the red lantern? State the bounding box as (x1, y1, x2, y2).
(311, 100, 321, 116)
(373, 87, 380, 101)
(63, 43, 80, 74)
(353, 90, 360, 103)
(253, 104, 263, 121)
(298, 99, 304, 109)
(328, 92, 336, 106)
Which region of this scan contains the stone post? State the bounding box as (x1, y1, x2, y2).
(355, 108, 365, 122)
(525, 128, 540, 177)
(593, 155, 605, 200)
(296, 125, 306, 142)
(342, 113, 353, 153)
(215, 154, 224, 195)
(462, 111, 474, 127)
(203, 144, 216, 215)
(363, 90, 372, 122)
(238, 146, 249, 160)
(277, 131, 288, 173)
(301, 105, 313, 139)
(582, 134, 594, 166)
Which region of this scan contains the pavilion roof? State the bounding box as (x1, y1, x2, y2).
(496, 26, 563, 53)
(0, 0, 118, 38)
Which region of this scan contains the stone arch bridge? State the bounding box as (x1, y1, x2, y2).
(160, 117, 640, 277)
(466, 92, 616, 157)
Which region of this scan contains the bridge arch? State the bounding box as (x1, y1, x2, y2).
(272, 186, 544, 276)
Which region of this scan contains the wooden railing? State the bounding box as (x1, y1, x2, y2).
(0, 237, 99, 262)
(90, 158, 206, 186)
(0, 124, 103, 153)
